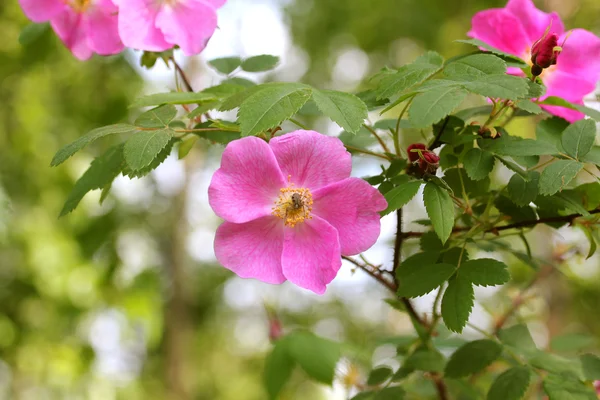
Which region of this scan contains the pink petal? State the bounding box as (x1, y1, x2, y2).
(155, 0, 218, 56)
(281, 216, 341, 294)
(208, 137, 286, 224)
(468, 8, 530, 56)
(83, 1, 124, 55)
(269, 130, 351, 191)
(50, 10, 93, 60)
(555, 29, 600, 79)
(540, 104, 584, 122)
(117, 0, 172, 52)
(199, 0, 227, 8)
(214, 217, 286, 284)
(18, 0, 64, 22)
(505, 0, 564, 43)
(544, 70, 597, 102)
(312, 178, 387, 255)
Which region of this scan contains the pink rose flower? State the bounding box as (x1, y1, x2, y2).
(18, 0, 123, 60)
(208, 130, 387, 294)
(114, 0, 226, 56)
(468, 0, 600, 121)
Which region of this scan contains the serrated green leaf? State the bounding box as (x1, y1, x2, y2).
(134, 104, 177, 128)
(409, 86, 467, 128)
(507, 171, 540, 207)
(404, 348, 446, 372)
(543, 374, 597, 400)
(463, 148, 495, 181)
(187, 101, 222, 119)
(445, 54, 507, 80)
(530, 352, 584, 379)
(443, 168, 489, 197)
(539, 160, 584, 196)
(241, 55, 280, 72)
(536, 117, 568, 151)
(423, 182, 454, 244)
(398, 251, 441, 273)
(550, 333, 596, 353)
(285, 331, 341, 385)
(208, 56, 242, 74)
(460, 259, 509, 286)
(238, 83, 312, 136)
(462, 75, 529, 100)
(264, 340, 295, 400)
(374, 387, 406, 400)
(397, 263, 455, 298)
(581, 353, 600, 381)
(377, 57, 442, 100)
(367, 367, 393, 385)
(444, 339, 502, 378)
(131, 92, 216, 108)
(561, 119, 597, 160)
(525, 80, 546, 98)
(312, 89, 368, 133)
(19, 22, 50, 46)
(178, 136, 198, 159)
(441, 275, 474, 333)
(381, 181, 422, 216)
(479, 135, 559, 156)
(487, 367, 531, 400)
(123, 138, 176, 178)
(455, 39, 528, 68)
(516, 100, 543, 114)
(420, 231, 446, 253)
(539, 96, 600, 121)
(51, 124, 136, 166)
(498, 324, 537, 354)
(124, 128, 174, 171)
(454, 105, 494, 121)
(60, 145, 124, 216)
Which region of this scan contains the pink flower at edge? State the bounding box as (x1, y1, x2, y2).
(115, 0, 226, 56)
(208, 130, 387, 295)
(468, 0, 600, 122)
(18, 0, 123, 60)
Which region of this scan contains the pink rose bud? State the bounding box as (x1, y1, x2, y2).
(419, 151, 440, 174)
(531, 32, 559, 68)
(268, 317, 283, 342)
(407, 143, 427, 162)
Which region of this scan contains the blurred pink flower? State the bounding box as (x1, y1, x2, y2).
(114, 0, 226, 56)
(18, 0, 123, 60)
(208, 130, 387, 294)
(468, 0, 600, 121)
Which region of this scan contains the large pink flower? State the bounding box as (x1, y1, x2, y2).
(19, 0, 123, 60)
(114, 0, 225, 56)
(468, 0, 600, 121)
(208, 130, 387, 294)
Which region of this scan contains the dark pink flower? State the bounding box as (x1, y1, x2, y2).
(19, 0, 123, 60)
(114, 0, 226, 56)
(468, 0, 600, 121)
(208, 131, 387, 294)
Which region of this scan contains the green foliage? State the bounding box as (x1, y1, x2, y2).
(134, 105, 177, 128)
(208, 56, 243, 74)
(264, 341, 295, 400)
(539, 97, 600, 121)
(444, 340, 503, 378)
(581, 354, 600, 380)
(396, 261, 455, 298)
(538, 160, 584, 196)
(241, 55, 280, 72)
(19, 22, 50, 46)
(460, 259, 510, 287)
(463, 148, 494, 181)
(487, 367, 531, 400)
(455, 39, 528, 67)
(561, 119, 596, 160)
(124, 129, 174, 171)
(367, 367, 393, 385)
(409, 86, 467, 128)
(444, 54, 507, 78)
(543, 374, 597, 400)
(131, 91, 217, 107)
(403, 348, 446, 372)
(441, 275, 474, 333)
(507, 171, 540, 207)
(423, 182, 454, 243)
(381, 181, 422, 216)
(312, 89, 368, 133)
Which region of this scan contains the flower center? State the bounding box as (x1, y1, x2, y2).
(67, 0, 92, 12)
(271, 177, 313, 228)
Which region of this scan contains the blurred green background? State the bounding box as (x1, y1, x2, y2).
(1, 0, 599, 399)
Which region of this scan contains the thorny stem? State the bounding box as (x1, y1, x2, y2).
(364, 124, 391, 153)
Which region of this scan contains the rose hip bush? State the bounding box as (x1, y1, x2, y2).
(21, 0, 600, 398)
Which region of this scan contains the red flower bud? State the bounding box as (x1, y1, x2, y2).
(531, 32, 559, 69)
(418, 151, 440, 174)
(407, 143, 427, 162)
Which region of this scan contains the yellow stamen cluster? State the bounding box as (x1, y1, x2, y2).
(271, 180, 313, 228)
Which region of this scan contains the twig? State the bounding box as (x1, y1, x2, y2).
(344, 145, 392, 161)
(342, 256, 397, 292)
(429, 116, 449, 150)
(170, 58, 194, 92)
(364, 125, 391, 153)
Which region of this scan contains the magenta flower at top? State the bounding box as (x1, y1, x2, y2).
(208, 130, 387, 294)
(469, 0, 600, 121)
(18, 0, 123, 60)
(114, 0, 226, 56)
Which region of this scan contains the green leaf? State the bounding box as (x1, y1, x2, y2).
(516, 100, 543, 115)
(376, 52, 443, 100)
(397, 263, 456, 298)
(463, 148, 495, 181)
(444, 340, 503, 378)
(19, 22, 50, 46)
(238, 83, 312, 136)
(525, 80, 546, 98)
(131, 92, 216, 108)
(581, 353, 600, 381)
(123, 138, 176, 178)
(539, 160, 584, 196)
(312, 89, 368, 133)
(445, 54, 507, 80)
(455, 39, 528, 68)
(51, 124, 136, 167)
(462, 75, 529, 100)
(423, 182, 455, 244)
(60, 145, 124, 216)
(409, 86, 467, 128)
(124, 128, 174, 171)
(381, 181, 422, 216)
(487, 367, 531, 400)
(285, 331, 341, 385)
(498, 324, 537, 355)
(241, 55, 280, 72)
(530, 352, 584, 379)
(550, 333, 596, 353)
(507, 171, 540, 207)
(539, 96, 600, 121)
(178, 136, 198, 159)
(374, 387, 406, 400)
(479, 135, 559, 156)
(543, 374, 597, 400)
(581, 226, 597, 260)
(561, 119, 597, 160)
(264, 340, 295, 400)
(367, 367, 393, 385)
(134, 105, 177, 128)
(351, 392, 376, 400)
(441, 275, 474, 333)
(208, 56, 242, 74)
(460, 259, 510, 286)
(536, 117, 568, 151)
(404, 348, 446, 372)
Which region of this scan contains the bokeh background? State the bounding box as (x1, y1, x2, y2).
(1, 0, 600, 399)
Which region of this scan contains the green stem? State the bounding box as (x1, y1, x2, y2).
(394, 99, 413, 156)
(289, 118, 309, 130)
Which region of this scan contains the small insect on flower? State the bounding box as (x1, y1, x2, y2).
(291, 193, 303, 209)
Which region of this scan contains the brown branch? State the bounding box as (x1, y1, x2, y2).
(432, 374, 449, 400)
(363, 125, 391, 153)
(342, 256, 397, 292)
(429, 116, 449, 150)
(171, 58, 194, 92)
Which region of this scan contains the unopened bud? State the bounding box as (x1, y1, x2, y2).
(268, 317, 283, 342)
(531, 32, 559, 69)
(419, 151, 440, 174)
(407, 143, 427, 162)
